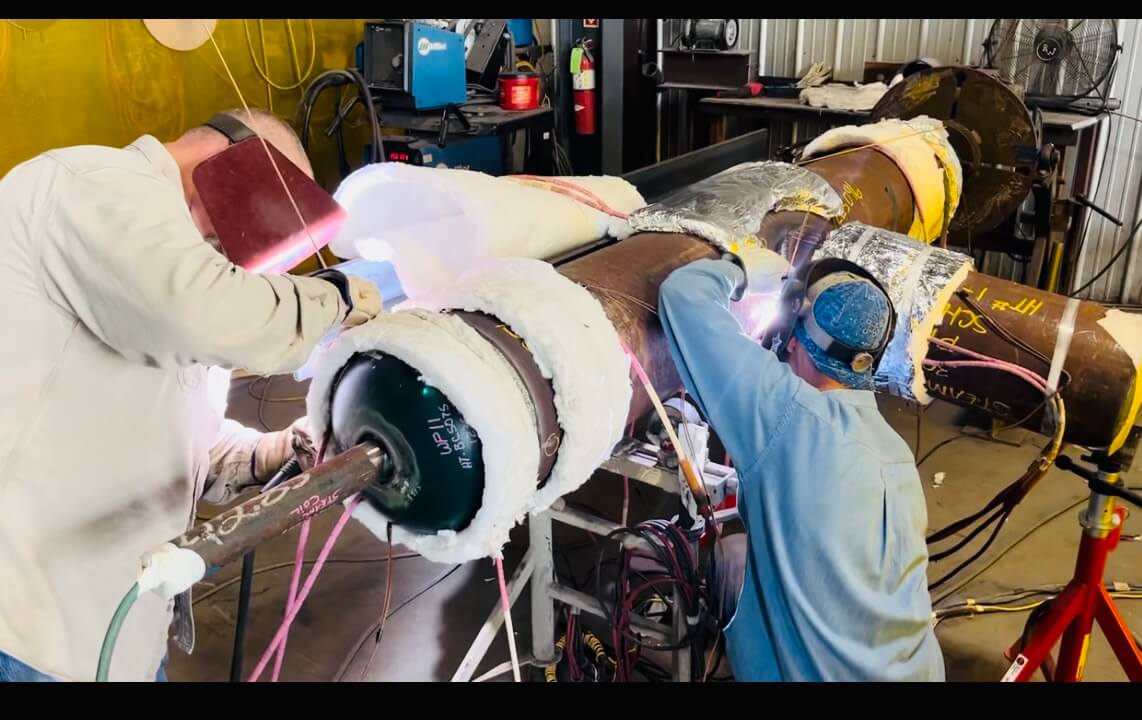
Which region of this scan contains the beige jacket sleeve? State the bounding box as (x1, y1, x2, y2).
(37, 167, 346, 375)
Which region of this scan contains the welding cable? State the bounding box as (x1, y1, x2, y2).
(95, 583, 140, 682)
(934, 588, 1142, 628)
(543, 633, 567, 682)
(952, 291, 1058, 371)
(195, 554, 419, 605)
(920, 344, 1066, 586)
(298, 69, 385, 165)
(1069, 214, 1142, 298)
(935, 496, 1089, 606)
(247, 495, 363, 682)
(620, 339, 718, 532)
(927, 397, 1066, 590)
(357, 523, 396, 682)
(333, 563, 463, 681)
(923, 337, 1062, 542)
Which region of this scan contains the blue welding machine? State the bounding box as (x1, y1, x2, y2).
(362, 21, 467, 111)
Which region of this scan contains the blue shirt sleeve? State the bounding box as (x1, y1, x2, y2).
(657, 258, 804, 474)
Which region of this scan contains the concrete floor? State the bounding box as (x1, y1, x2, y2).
(169, 372, 1142, 682)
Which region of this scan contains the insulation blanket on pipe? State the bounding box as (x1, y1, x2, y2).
(329, 162, 646, 299)
(802, 116, 962, 243)
(305, 258, 632, 563)
(813, 222, 973, 403)
(626, 161, 843, 252)
(305, 310, 539, 562)
(414, 258, 633, 514)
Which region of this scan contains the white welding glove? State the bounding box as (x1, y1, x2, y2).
(253, 417, 319, 483)
(727, 247, 791, 300)
(314, 269, 383, 328)
(344, 275, 382, 328)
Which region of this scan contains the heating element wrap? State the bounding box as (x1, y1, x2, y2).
(627, 161, 843, 251)
(811, 222, 973, 403)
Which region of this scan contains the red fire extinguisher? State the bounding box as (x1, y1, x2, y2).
(572, 42, 596, 136)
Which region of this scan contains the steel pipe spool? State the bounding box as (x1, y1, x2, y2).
(323, 75, 1141, 536)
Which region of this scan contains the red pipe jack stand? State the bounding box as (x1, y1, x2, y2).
(1001, 453, 1142, 682)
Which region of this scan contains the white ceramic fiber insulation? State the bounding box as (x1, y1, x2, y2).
(305, 310, 540, 563)
(330, 162, 646, 299)
(413, 257, 633, 513)
(305, 259, 632, 563)
(802, 116, 963, 242)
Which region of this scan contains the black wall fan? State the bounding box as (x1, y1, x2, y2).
(983, 19, 1121, 111)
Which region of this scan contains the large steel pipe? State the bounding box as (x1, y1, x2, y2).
(322, 147, 1140, 537)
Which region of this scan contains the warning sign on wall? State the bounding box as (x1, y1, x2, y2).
(583, 19, 599, 28)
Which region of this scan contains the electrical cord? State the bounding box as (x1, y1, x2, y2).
(244, 19, 317, 92)
(357, 523, 395, 682)
(334, 563, 464, 681)
(194, 554, 420, 605)
(1069, 214, 1142, 297)
(297, 69, 385, 167)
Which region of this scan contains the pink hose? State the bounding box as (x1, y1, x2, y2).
(507, 175, 631, 219)
(925, 336, 1048, 392)
(270, 517, 312, 682)
(247, 496, 363, 682)
(923, 358, 1048, 393)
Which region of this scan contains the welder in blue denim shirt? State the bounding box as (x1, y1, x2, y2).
(658, 247, 943, 681)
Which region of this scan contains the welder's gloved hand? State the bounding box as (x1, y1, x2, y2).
(344, 275, 382, 328)
(727, 247, 791, 301)
(313, 269, 383, 329)
(253, 417, 318, 484)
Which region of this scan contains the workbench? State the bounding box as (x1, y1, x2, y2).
(377, 101, 555, 175)
(697, 94, 1105, 292)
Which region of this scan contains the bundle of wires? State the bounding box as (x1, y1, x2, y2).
(295, 69, 386, 173)
(921, 297, 1068, 591)
(543, 609, 619, 682)
(594, 518, 720, 681)
(933, 583, 1142, 629)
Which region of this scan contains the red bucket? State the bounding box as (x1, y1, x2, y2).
(498, 72, 540, 111)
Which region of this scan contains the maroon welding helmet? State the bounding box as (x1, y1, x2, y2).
(191, 113, 347, 273)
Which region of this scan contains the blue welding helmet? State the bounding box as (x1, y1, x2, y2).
(763, 258, 897, 376)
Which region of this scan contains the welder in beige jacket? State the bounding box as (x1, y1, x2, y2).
(0, 109, 381, 682)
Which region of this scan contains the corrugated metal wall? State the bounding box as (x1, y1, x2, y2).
(753, 18, 1142, 303)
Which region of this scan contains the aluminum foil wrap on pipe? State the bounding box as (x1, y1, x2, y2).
(811, 223, 1142, 453)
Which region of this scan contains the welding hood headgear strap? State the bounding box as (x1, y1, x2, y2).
(766, 257, 896, 374)
(203, 113, 256, 145)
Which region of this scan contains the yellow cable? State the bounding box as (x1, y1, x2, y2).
(257, 19, 273, 112)
(243, 19, 316, 92)
(203, 22, 327, 269)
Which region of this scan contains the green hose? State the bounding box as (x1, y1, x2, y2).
(96, 583, 140, 682)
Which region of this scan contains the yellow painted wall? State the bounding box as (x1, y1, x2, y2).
(0, 19, 374, 187)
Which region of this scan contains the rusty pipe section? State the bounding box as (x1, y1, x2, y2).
(172, 443, 385, 570)
(928, 277, 1140, 451)
(562, 146, 1140, 451)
